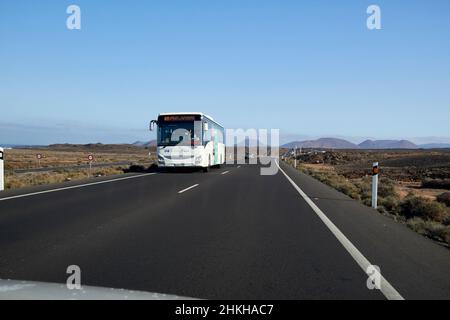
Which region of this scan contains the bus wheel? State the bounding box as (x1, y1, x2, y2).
(217, 155, 222, 168)
(203, 156, 211, 172)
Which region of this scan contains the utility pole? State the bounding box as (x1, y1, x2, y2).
(372, 162, 379, 209)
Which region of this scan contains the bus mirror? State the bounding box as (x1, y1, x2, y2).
(149, 120, 157, 131)
(203, 122, 209, 131)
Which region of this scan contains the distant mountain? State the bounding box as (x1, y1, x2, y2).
(0, 144, 47, 149)
(282, 138, 358, 149)
(47, 143, 150, 153)
(358, 140, 418, 149)
(418, 143, 450, 149)
(132, 140, 157, 147)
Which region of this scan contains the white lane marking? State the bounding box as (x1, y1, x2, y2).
(178, 184, 199, 194)
(0, 173, 158, 202)
(221, 171, 230, 175)
(276, 161, 404, 300)
(237, 166, 241, 168)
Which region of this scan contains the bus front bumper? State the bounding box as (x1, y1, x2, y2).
(158, 158, 203, 168)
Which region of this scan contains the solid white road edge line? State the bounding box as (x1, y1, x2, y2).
(178, 184, 199, 194)
(0, 173, 158, 202)
(276, 161, 404, 300)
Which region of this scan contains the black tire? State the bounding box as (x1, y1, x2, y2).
(203, 155, 211, 172)
(217, 155, 222, 168)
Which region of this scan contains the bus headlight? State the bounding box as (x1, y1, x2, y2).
(158, 154, 165, 163)
(195, 155, 202, 164)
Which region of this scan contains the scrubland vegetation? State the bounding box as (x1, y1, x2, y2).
(284, 149, 450, 246)
(3, 145, 156, 190)
(3, 144, 153, 171)
(5, 167, 126, 189)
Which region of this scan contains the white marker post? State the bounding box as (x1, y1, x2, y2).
(87, 155, 94, 178)
(294, 146, 297, 168)
(372, 162, 379, 209)
(0, 147, 4, 191)
(36, 153, 42, 168)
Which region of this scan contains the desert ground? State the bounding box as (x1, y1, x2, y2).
(282, 148, 450, 246)
(3, 144, 156, 190)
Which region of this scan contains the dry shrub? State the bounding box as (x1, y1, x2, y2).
(422, 179, 450, 190)
(436, 192, 450, 207)
(407, 218, 450, 245)
(399, 195, 449, 223)
(378, 177, 398, 198)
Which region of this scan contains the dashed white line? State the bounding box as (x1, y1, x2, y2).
(178, 184, 199, 194)
(237, 166, 241, 168)
(221, 171, 230, 175)
(276, 161, 404, 300)
(0, 173, 158, 202)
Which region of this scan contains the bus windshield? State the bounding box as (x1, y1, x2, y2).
(157, 121, 202, 146)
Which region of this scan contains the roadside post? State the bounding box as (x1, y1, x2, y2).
(372, 162, 379, 209)
(36, 153, 42, 167)
(87, 154, 94, 177)
(0, 147, 4, 191)
(294, 146, 297, 168)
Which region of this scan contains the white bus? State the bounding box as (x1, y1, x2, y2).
(150, 112, 225, 171)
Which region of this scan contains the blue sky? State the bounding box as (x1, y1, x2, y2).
(1, 0, 449, 144)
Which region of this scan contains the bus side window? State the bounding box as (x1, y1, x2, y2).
(203, 121, 211, 144)
(217, 127, 224, 143)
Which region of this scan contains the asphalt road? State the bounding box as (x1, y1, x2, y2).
(0, 160, 449, 299)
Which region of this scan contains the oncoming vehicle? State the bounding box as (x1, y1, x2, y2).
(150, 112, 225, 172)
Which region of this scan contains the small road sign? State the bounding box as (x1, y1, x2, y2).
(36, 153, 43, 168)
(87, 155, 94, 178)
